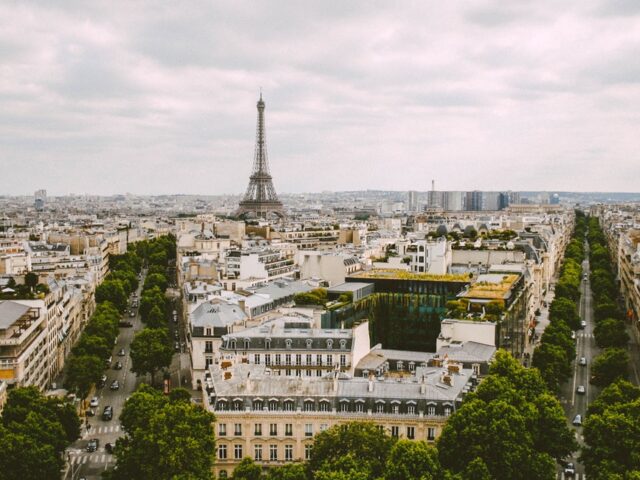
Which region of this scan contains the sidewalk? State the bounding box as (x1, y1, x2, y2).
(524, 283, 556, 362)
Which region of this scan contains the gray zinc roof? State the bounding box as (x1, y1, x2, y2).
(0, 301, 30, 329)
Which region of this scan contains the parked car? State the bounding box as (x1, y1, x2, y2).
(564, 462, 576, 477)
(102, 406, 113, 421)
(580, 320, 587, 329)
(99, 374, 107, 388)
(117, 348, 126, 356)
(576, 385, 585, 394)
(129, 310, 136, 318)
(105, 442, 114, 454)
(105, 356, 112, 368)
(113, 361, 123, 370)
(90, 396, 99, 408)
(174, 342, 180, 352)
(579, 357, 587, 366)
(572, 414, 582, 426)
(86, 438, 99, 452)
(110, 380, 120, 391)
(571, 331, 576, 340)
(118, 321, 133, 328)
(85, 409, 95, 417)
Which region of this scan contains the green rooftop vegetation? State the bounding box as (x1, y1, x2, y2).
(352, 269, 472, 282)
(462, 274, 519, 300)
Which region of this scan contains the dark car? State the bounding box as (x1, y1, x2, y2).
(564, 462, 575, 477)
(105, 442, 114, 454)
(117, 348, 126, 356)
(118, 321, 133, 328)
(86, 438, 99, 452)
(102, 406, 113, 421)
(113, 361, 123, 370)
(99, 374, 107, 388)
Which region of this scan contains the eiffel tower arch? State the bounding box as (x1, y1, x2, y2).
(236, 94, 285, 219)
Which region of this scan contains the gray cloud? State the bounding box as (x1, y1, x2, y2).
(0, 1, 639, 195)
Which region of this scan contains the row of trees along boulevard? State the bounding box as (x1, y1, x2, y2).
(580, 217, 637, 478)
(531, 210, 587, 393)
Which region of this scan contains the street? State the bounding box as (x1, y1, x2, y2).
(65, 270, 149, 480)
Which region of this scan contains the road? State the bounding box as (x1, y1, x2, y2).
(65, 270, 150, 480)
(557, 243, 600, 479)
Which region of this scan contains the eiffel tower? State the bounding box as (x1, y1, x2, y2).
(236, 94, 285, 218)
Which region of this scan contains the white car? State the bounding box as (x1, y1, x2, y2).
(580, 321, 587, 329)
(576, 385, 585, 394)
(579, 357, 587, 366)
(572, 414, 582, 426)
(89, 396, 99, 408)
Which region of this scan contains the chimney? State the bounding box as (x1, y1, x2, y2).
(420, 375, 426, 395)
(368, 374, 374, 392)
(238, 299, 246, 312)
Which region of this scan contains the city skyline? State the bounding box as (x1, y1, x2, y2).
(1, 1, 640, 195)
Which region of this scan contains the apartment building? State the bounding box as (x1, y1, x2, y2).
(205, 358, 474, 478)
(406, 238, 452, 274)
(297, 250, 362, 286)
(223, 248, 296, 289)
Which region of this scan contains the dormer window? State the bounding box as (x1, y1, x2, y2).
(285, 339, 293, 349)
(326, 339, 333, 350)
(265, 338, 271, 350)
(243, 338, 250, 350)
(339, 339, 347, 350)
(306, 339, 313, 348)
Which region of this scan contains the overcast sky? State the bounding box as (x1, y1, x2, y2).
(1, 1, 639, 196)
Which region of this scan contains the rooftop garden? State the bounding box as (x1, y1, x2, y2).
(351, 269, 472, 282)
(0, 274, 50, 300)
(462, 274, 519, 299)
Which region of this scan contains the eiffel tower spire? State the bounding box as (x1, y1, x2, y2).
(236, 94, 285, 218)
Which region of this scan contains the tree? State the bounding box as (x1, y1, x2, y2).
(308, 422, 396, 479)
(532, 342, 571, 392)
(313, 452, 372, 480)
(438, 351, 575, 480)
(385, 440, 442, 480)
(591, 348, 630, 387)
(24, 271, 39, 291)
(140, 286, 167, 321)
(106, 385, 216, 480)
(0, 424, 61, 480)
(130, 328, 173, 386)
(266, 464, 307, 480)
(549, 298, 580, 331)
(64, 354, 104, 400)
(594, 318, 630, 349)
(232, 457, 263, 480)
(594, 302, 622, 323)
(144, 273, 168, 293)
(95, 279, 128, 312)
(587, 379, 640, 417)
(74, 334, 111, 360)
(145, 304, 166, 329)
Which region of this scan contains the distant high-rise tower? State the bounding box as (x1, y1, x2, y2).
(34, 189, 46, 211)
(407, 191, 418, 212)
(236, 94, 284, 218)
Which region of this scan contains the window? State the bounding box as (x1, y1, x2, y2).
(218, 444, 227, 459)
(285, 338, 292, 349)
(327, 355, 333, 366)
(205, 327, 212, 336)
(296, 354, 302, 365)
(340, 402, 349, 412)
(391, 426, 399, 438)
(305, 444, 312, 460)
(316, 369, 322, 377)
(306, 369, 312, 377)
(254, 424, 262, 436)
(427, 427, 436, 441)
(409, 362, 415, 372)
(275, 354, 281, 365)
(218, 423, 226, 436)
(376, 403, 384, 413)
(444, 406, 452, 417)
(407, 426, 415, 439)
(408, 404, 416, 415)
(265, 354, 271, 366)
(285, 369, 292, 376)
(285, 354, 292, 365)
(270, 445, 278, 461)
(254, 444, 263, 461)
(205, 356, 213, 368)
(217, 401, 228, 411)
(306, 339, 313, 349)
(285, 444, 293, 461)
(304, 401, 314, 412)
(326, 339, 333, 349)
(305, 423, 313, 437)
(355, 402, 364, 413)
(306, 354, 312, 365)
(472, 363, 480, 376)
(340, 355, 346, 367)
(270, 423, 278, 436)
(319, 424, 328, 432)
(233, 400, 243, 411)
(234, 444, 243, 459)
(392, 404, 399, 414)
(234, 423, 242, 436)
(397, 361, 404, 371)
(319, 401, 330, 412)
(205, 341, 213, 353)
(427, 405, 436, 416)
(285, 423, 293, 436)
(253, 400, 263, 411)
(269, 400, 278, 411)
(265, 338, 271, 349)
(255, 354, 261, 365)
(316, 354, 322, 366)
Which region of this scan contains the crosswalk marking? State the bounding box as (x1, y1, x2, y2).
(87, 425, 120, 435)
(70, 454, 114, 465)
(557, 473, 587, 479)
